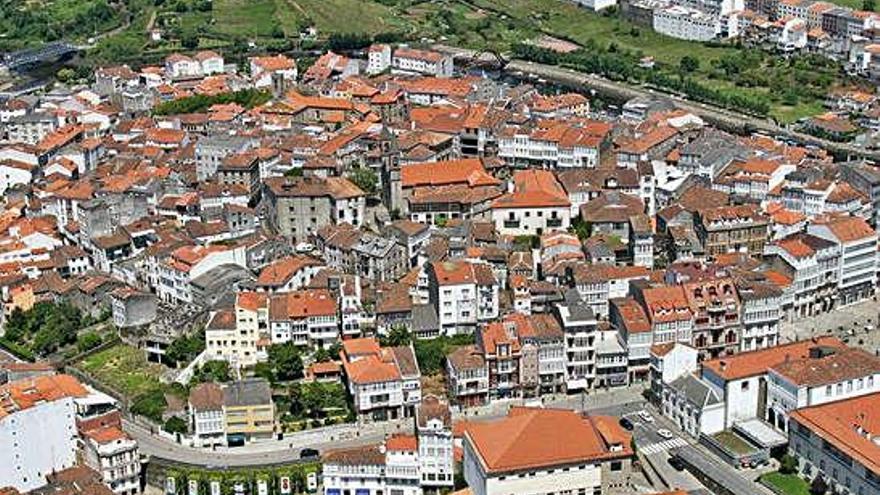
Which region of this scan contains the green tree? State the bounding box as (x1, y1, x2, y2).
(165, 333, 204, 366)
(56, 68, 76, 83)
(268, 342, 304, 382)
(193, 360, 231, 383)
(679, 55, 700, 74)
(349, 167, 378, 196)
(864, 0, 876, 11)
(164, 415, 188, 435)
(76, 332, 103, 354)
(380, 325, 411, 347)
(131, 389, 167, 422)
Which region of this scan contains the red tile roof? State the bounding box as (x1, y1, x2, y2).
(702, 337, 844, 382)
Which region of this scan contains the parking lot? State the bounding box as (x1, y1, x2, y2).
(780, 298, 880, 354)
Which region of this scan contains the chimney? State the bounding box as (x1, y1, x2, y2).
(719, 361, 727, 372)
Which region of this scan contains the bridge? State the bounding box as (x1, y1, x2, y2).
(2, 42, 80, 71)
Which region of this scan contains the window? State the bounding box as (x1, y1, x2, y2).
(610, 461, 623, 471)
(741, 381, 750, 391)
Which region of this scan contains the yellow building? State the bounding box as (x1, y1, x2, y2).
(223, 378, 275, 446)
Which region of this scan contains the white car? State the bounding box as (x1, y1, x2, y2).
(638, 410, 655, 423)
(657, 429, 674, 440)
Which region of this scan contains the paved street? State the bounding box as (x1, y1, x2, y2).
(126, 385, 647, 467)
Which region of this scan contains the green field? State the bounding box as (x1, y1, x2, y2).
(760, 472, 811, 495)
(78, 343, 166, 398)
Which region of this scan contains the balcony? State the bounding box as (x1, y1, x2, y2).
(546, 218, 563, 228)
(503, 219, 520, 229)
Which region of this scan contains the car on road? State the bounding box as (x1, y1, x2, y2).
(638, 410, 654, 423)
(299, 448, 320, 460)
(619, 417, 634, 431)
(657, 428, 674, 440)
(668, 455, 686, 471)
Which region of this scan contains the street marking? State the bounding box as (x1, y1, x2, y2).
(640, 437, 688, 455)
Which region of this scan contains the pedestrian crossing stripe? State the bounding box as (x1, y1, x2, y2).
(641, 437, 688, 455)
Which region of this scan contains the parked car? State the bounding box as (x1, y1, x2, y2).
(657, 428, 674, 440)
(299, 448, 320, 460)
(638, 410, 654, 423)
(668, 455, 686, 471)
(619, 417, 634, 431)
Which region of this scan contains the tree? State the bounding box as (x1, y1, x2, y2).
(268, 342, 304, 382)
(380, 325, 411, 347)
(193, 360, 231, 384)
(163, 415, 188, 435)
(778, 454, 798, 475)
(312, 347, 332, 363)
(349, 167, 378, 196)
(56, 68, 76, 83)
(810, 475, 828, 495)
(165, 333, 204, 366)
(864, 0, 876, 11)
(76, 332, 103, 354)
(679, 55, 700, 74)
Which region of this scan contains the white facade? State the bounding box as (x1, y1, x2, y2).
(192, 408, 225, 448)
(556, 302, 598, 391)
(808, 222, 878, 306)
(492, 205, 571, 237)
(0, 395, 79, 491)
(653, 6, 723, 41)
(367, 44, 392, 75)
(498, 132, 601, 169)
(83, 431, 141, 495)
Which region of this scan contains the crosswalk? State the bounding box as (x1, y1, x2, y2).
(641, 437, 688, 455)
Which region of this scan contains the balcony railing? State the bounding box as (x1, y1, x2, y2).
(504, 220, 520, 228)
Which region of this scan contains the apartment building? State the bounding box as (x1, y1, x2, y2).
(426, 260, 499, 335)
(610, 297, 654, 383)
(695, 204, 770, 256)
(264, 175, 366, 243)
(477, 320, 523, 400)
(416, 396, 455, 489)
(555, 291, 599, 392)
(497, 118, 612, 169)
(446, 345, 490, 408)
(682, 278, 741, 359)
(223, 378, 275, 445)
(0, 375, 87, 492)
(764, 232, 840, 320)
(154, 244, 248, 305)
(340, 338, 422, 422)
(315, 223, 408, 283)
(808, 215, 878, 306)
(268, 289, 339, 348)
(392, 47, 453, 78)
(81, 426, 141, 495)
(463, 407, 634, 495)
(735, 279, 782, 352)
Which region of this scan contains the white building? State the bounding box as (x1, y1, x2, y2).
(0, 375, 87, 492)
(576, 0, 618, 11)
(391, 47, 453, 78)
(154, 244, 248, 305)
(416, 396, 454, 489)
(660, 373, 725, 438)
(268, 289, 339, 348)
(463, 407, 634, 495)
(340, 338, 421, 422)
(497, 120, 610, 169)
(82, 426, 141, 495)
(653, 6, 728, 42)
(164, 54, 202, 79)
(808, 215, 878, 306)
(649, 342, 699, 397)
(188, 383, 225, 448)
(491, 169, 571, 237)
(555, 291, 599, 392)
(367, 44, 392, 75)
(427, 260, 499, 335)
(766, 346, 880, 433)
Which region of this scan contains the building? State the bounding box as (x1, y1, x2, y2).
(392, 48, 453, 78)
(446, 345, 490, 408)
(188, 383, 225, 448)
(416, 396, 455, 489)
(491, 169, 571, 236)
(766, 345, 880, 433)
(339, 338, 422, 422)
(555, 291, 600, 391)
(0, 375, 88, 492)
(264, 176, 366, 243)
(682, 278, 742, 359)
(808, 215, 878, 306)
(462, 407, 634, 495)
(81, 426, 141, 495)
(223, 378, 275, 445)
(653, 6, 727, 42)
(695, 205, 769, 256)
(660, 373, 725, 438)
(700, 337, 846, 429)
(788, 392, 880, 495)
(735, 279, 783, 351)
(268, 289, 339, 348)
(426, 260, 499, 335)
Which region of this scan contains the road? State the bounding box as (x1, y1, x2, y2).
(126, 386, 645, 467)
(436, 45, 880, 162)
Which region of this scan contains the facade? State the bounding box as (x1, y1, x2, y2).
(264, 176, 366, 243)
(446, 345, 490, 408)
(81, 426, 141, 495)
(340, 338, 422, 422)
(0, 375, 87, 492)
(223, 378, 275, 445)
(660, 373, 725, 438)
(808, 215, 878, 306)
(426, 260, 499, 335)
(695, 205, 769, 256)
(788, 392, 880, 495)
(555, 291, 599, 391)
(188, 383, 225, 448)
(490, 170, 571, 236)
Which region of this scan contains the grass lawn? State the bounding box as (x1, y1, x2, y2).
(212, 0, 282, 37)
(78, 344, 166, 398)
(761, 472, 811, 495)
(772, 100, 828, 125)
